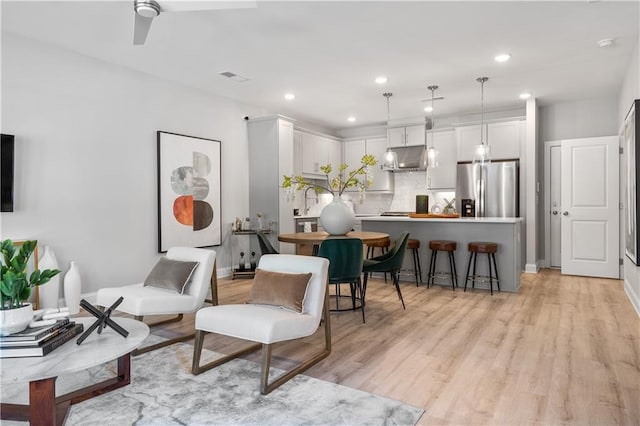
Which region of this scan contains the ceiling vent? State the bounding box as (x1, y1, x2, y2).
(218, 71, 249, 83)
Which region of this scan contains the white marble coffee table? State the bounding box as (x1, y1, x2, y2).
(0, 317, 149, 426)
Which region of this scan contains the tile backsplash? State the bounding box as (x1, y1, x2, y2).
(290, 172, 456, 216)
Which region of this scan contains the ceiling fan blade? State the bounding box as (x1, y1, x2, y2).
(419, 96, 445, 102)
(159, 1, 256, 13)
(133, 13, 154, 45)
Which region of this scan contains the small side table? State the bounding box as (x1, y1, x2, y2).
(231, 229, 271, 280)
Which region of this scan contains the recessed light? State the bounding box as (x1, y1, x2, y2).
(519, 92, 531, 100)
(598, 38, 614, 48)
(424, 106, 433, 112)
(347, 116, 356, 122)
(494, 53, 511, 63)
(375, 76, 388, 84)
(284, 93, 295, 101)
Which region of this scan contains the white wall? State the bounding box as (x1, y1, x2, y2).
(619, 33, 640, 316)
(539, 96, 620, 142)
(1, 33, 267, 296)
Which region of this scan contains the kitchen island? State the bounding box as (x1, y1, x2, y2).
(361, 216, 525, 292)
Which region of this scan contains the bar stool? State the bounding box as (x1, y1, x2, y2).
(427, 240, 458, 291)
(366, 237, 391, 282)
(464, 242, 500, 295)
(407, 239, 423, 286)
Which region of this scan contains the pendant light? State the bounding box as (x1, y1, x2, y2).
(472, 77, 491, 165)
(382, 92, 398, 171)
(425, 85, 439, 168)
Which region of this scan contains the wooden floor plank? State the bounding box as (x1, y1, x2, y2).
(132, 268, 639, 425)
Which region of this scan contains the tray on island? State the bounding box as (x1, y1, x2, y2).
(408, 213, 460, 218)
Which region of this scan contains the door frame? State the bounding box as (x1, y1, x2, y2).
(543, 140, 562, 268)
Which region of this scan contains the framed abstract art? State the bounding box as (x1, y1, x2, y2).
(157, 131, 221, 252)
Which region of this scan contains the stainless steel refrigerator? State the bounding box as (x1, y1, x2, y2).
(456, 160, 519, 218)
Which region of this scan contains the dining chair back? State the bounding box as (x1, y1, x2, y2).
(256, 231, 279, 255)
(318, 237, 366, 322)
(362, 232, 410, 309)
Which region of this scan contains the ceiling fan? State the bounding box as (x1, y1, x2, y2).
(133, 0, 257, 45)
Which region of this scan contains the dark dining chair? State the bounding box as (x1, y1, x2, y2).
(256, 231, 279, 255)
(317, 237, 366, 323)
(362, 232, 410, 309)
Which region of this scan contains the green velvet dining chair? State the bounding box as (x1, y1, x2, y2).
(317, 237, 366, 323)
(362, 232, 410, 309)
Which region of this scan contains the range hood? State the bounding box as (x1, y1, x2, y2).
(386, 145, 427, 171)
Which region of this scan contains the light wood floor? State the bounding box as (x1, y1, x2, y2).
(148, 269, 640, 425)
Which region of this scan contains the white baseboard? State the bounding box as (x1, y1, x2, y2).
(218, 266, 232, 278)
(524, 263, 539, 274)
(624, 278, 640, 317)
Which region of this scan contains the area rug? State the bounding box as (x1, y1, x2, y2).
(1, 338, 423, 425)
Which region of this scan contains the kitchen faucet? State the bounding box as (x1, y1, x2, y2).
(303, 186, 318, 215)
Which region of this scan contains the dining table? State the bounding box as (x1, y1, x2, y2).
(277, 231, 390, 256)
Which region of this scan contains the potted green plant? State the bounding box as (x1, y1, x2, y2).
(282, 155, 377, 235)
(0, 240, 61, 335)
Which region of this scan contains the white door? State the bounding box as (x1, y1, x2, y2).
(550, 145, 562, 267)
(561, 136, 619, 278)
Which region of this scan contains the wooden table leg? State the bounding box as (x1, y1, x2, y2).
(29, 377, 60, 426)
(1, 353, 133, 424)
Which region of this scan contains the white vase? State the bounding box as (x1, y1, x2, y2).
(38, 245, 60, 309)
(320, 196, 356, 235)
(0, 303, 33, 336)
(64, 261, 82, 315)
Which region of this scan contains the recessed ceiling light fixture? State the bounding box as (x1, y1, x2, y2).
(598, 38, 615, 48)
(424, 106, 433, 113)
(284, 93, 295, 101)
(519, 92, 532, 100)
(347, 116, 356, 122)
(375, 76, 388, 84)
(494, 53, 512, 63)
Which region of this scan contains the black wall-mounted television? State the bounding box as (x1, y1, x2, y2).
(1, 134, 15, 212)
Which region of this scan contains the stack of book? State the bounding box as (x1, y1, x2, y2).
(0, 319, 84, 358)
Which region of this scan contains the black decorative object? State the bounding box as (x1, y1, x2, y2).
(76, 298, 129, 345)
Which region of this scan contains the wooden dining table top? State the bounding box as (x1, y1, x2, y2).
(278, 231, 389, 245)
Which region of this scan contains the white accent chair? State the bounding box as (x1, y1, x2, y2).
(96, 247, 217, 355)
(192, 254, 331, 395)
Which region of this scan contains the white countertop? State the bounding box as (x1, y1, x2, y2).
(359, 216, 524, 224)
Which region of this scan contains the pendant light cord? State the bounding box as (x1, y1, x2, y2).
(383, 93, 392, 149)
(477, 77, 488, 146)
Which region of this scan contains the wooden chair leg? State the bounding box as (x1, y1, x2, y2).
(132, 313, 195, 356)
(193, 290, 332, 395)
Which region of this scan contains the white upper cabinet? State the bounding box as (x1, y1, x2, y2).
(327, 138, 342, 169)
(387, 127, 406, 147)
(487, 120, 521, 160)
(342, 138, 392, 192)
(404, 124, 426, 146)
(343, 139, 366, 170)
(387, 124, 426, 147)
(455, 120, 522, 162)
(426, 130, 457, 189)
(365, 137, 393, 192)
(300, 131, 342, 177)
(455, 124, 485, 162)
(301, 132, 320, 175)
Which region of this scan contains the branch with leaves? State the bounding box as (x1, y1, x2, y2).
(282, 154, 377, 198)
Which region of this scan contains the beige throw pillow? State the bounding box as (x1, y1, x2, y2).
(247, 269, 312, 313)
(143, 257, 199, 294)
